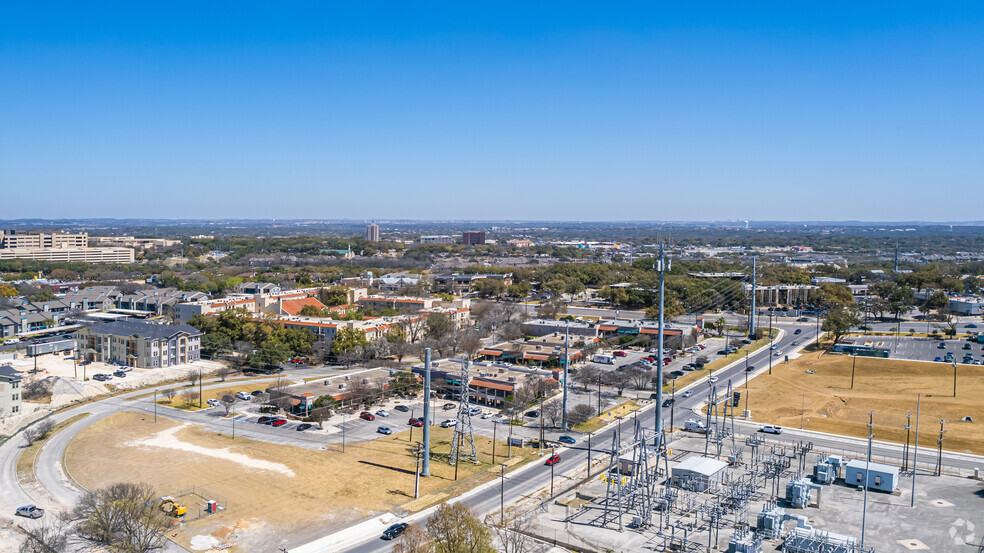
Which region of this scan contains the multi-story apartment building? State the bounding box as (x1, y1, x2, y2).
(0, 365, 23, 417)
(366, 223, 380, 242)
(76, 320, 202, 368)
(462, 231, 486, 245)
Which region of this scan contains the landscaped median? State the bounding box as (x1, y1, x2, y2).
(574, 399, 641, 433)
(16, 413, 91, 485)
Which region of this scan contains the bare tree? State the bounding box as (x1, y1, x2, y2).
(22, 378, 52, 401)
(22, 426, 41, 447)
(457, 330, 484, 357)
(603, 371, 633, 396)
(221, 394, 236, 415)
(574, 365, 601, 392)
(426, 502, 493, 553)
(568, 403, 595, 425)
(541, 401, 562, 428)
(486, 509, 537, 553)
(72, 482, 171, 553)
(309, 407, 332, 429)
(18, 518, 69, 553)
(183, 390, 200, 407)
(161, 388, 176, 403)
(186, 371, 200, 388)
(631, 368, 654, 390)
(216, 366, 236, 382)
(394, 524, 433, 553)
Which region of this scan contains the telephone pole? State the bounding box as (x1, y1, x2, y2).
(749, 256, 757, 338)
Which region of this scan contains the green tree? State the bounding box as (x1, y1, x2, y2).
(299, 304, 324, 317)
(331, 327, 369, 356)
(812, 283, 854, 309)
(473, 278, 506, 299)
(318, 286, 351, 306)
(426, 502, 494, 553)
(0, 283, 17, 297)
(822, 306, 861, 345)
(425, 313, 454, 341)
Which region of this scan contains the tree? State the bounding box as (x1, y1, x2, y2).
(473, 278, 506, 299)
(822, 306, 861, 345)
(603, 370, 633, 396)
(72, 482, 172, 553)
(426, 313, 454, 341)
(19, 518, 69, 553)
(161, 388, 176, 403)
(216, 366, 236, 382)
(309, 407, 332, 429)
(331, 327, 369, 358)
(394, 524, 433, 553)
(574, 365, 601, 392)
(537, 298, 567, 319)
(715, 317, 727, 337)
(0, 283, 18, 297)
(487, 510, 537, 553)
(318, 286, 351, 306)
(221, 394, 236, 415)
(186, 371, 200, 388)
(568, 403, 595, 425)
(426, 502, 494, 553)
(812, 283, 854, 310)
(299, 304, 324, 317)
(541, 401, 562, 427)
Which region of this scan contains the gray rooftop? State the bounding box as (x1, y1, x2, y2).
(84, 320, 202, 340)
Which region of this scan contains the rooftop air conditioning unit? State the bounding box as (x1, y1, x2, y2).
(507, 376, 517, 382)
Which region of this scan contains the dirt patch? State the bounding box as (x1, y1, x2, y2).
(744, 353, 984, 454)
(63, 411, 536, 550)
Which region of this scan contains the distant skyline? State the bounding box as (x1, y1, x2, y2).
(2, 3, 983, 221)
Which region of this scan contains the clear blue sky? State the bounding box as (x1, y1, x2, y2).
(2, 2, 982, 221)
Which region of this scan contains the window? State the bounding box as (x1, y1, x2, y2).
(874, 476, 881, 486)
(856, 473, 863, 483)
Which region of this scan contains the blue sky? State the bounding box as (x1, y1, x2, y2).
(2, 2, 982, 221)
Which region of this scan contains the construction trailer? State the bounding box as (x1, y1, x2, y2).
(844, 459, 899, 492)
(26, 339, 74, 356)
(670, 456, 728, 493)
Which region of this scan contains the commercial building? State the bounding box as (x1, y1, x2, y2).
(366, 223, 380, 242)
(0, 365, 23, 417)
(0, 230, 135, 263)
(948, 296, 984, 316)
(462, 231, 486, 245)
(744, 283, 818, 307)
(116, 288, 208, 315)
(432, 273, 512, 295)
(234, 282, 281, 295)
(420, 235, 454, 245)
(90, 236, 182, 249)
(76, 320, 202, 368)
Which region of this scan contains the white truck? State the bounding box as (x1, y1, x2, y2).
(593, 354, 615, 365)
(684, 419, 707, 434)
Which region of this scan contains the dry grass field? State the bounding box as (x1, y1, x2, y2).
(743, 351, 984, 455)
(63, 411, 534, 550)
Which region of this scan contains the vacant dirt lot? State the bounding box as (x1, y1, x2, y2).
(744, 351, 984, 455)
(64, 411, 533, 550)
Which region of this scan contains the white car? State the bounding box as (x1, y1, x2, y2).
(481, 412, 493, 419)
(235, 392, 252, 401)
(206, 399, 221, 407)
(5, 338, 20, 344)
(441, 419, 457, 428)
(375, 410, 390, 417)
(760, 424, 783, 434)
(681, 390, 694, 398)
(708, 376, 719, 383)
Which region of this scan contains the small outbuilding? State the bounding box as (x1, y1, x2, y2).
(844, 459, 899, 493)
(671, 456, 728, 492)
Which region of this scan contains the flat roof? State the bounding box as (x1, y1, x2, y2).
(845, 459, 899, 474)
(674, 456, 728, 476)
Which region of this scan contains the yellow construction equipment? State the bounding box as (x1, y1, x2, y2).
(158, 497, 187, 517)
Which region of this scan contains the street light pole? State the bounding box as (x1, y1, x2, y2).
(499, 463, 507, 525)
(491, 421, 497, 465)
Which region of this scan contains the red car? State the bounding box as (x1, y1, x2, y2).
(408, 417, 423, 427)
(613, 351, 627, 357)
(271, 419, 287, 427)
(642, 356, 655, 363)
(545, 454, 561, 466)
(257, 416, 272, 424)
(360, 411, 375, 421)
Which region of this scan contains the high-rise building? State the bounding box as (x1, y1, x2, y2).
(366, 223, 380, 242)
(462, 231, 486, 245)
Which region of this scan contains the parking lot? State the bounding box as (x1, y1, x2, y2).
(879, 335, 984, 364)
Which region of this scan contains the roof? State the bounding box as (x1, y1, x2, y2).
(597, 325, 618, 331)
(279, 296, 327, 316)
(479, 349, 503, 357)
(524, 353, 549, 361)
(673, 456, 728, 476)
(845, 459, 899, 474)
(470, 378, 514, 392)
(83, 320, 202, 340)
(0, 364, 22, 380)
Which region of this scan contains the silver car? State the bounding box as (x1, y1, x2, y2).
(16, 505, 44, 519)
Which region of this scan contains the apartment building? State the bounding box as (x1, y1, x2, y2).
(76, 320, 202, 368)
(432, 273, 512, 295)
(0, 230, 88, 249)
(0, 230, 134, 263)
(419, 235, 454, 245)
(462, 231, 486, 245)
(0, 365, 23, 417)
(366, 223, 380, 242)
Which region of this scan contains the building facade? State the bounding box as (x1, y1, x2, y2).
(0, 365, 22, 417)
(76, 320, 202, 368)
(366, 223, 380, 242)
(462, 231, 486, 245)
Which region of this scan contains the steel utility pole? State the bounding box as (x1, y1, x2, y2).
(903, 413, 912, 471)
(749, 256, 757, 338)
(910, 395, 920, 507)
(562, 320, 570, 430)
(861, 411, 874, 549)
(655, 244, 668, 444)
(422, 348, 432, 477)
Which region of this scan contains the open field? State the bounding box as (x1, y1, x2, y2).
(743, 351, 984, 455)
(64, 411, 536, 550)
(16, 413, 91, 484)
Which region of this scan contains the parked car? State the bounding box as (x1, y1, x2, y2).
(377, 426, 393, 435)
(544, 454, 561, 466)
(759, 424, 783, 434)
(381, 523, 409, 540)
(271, 419, 287, 427)
(235, 391, 252, 400)
(441, 419, 457, 428)
(257, 416, 272, 424)
(360, 411, 376, 421)
(394, 405, 410, 412)
(113, 369, 127, 377)
(376, 409, 390, 417)
(558, 435, 576, 445)
(468, 406, 482, 415)
(481, 412, 494, 419)
(935, 356, 944, 362)
(15, 505, 44, 519)
(206, 399, 221, 407)
(408, 418, 424, 427)
(251, 390, 266, 397)
(525, 410, 539, 418)
(296, 423, 313, 431)
(613, 350, 627, 357)
(938, 342, 947, 349)
(964, 343, 972, 350)
(92, 374, 111, 381)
